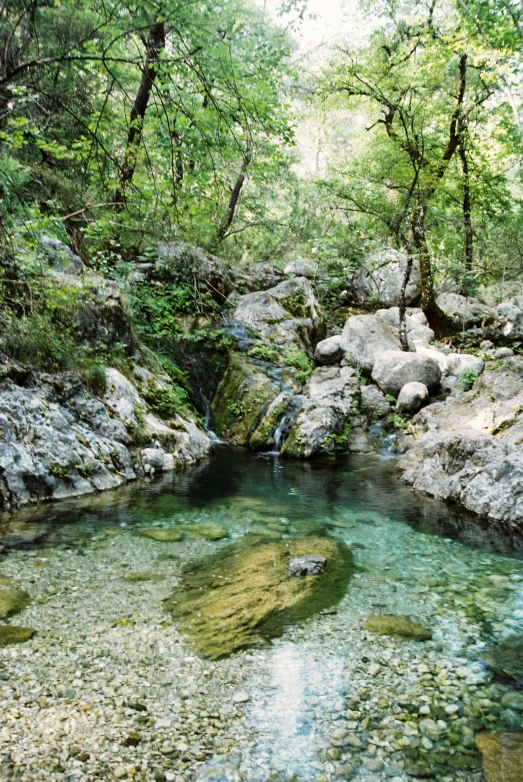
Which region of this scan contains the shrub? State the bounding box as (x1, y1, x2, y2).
(143, 384, 189, 419)
(459, 367, 478, 392)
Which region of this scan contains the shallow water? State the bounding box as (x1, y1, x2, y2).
(1, 448, 523, 781)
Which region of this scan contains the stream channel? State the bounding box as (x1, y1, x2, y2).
(1, 447, 523, 782)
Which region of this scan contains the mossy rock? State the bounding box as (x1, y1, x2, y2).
(0, 626, 35, 645)
(165, 536, 353, 659)
(178, 523, 228, 541)
(0, 587, 30, 620)
(365, 615, 432, 641)
(136, 529, 183, 543)
(475, 732, 523, 782)
(483, 635, 523, 684)
(211, 352, 280, 445)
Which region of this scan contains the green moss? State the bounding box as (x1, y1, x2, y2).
(0, 626, 35, 645)
(211, 352, 279, 444)
(49, 464, 69, 480)
(142, 383, 189, 420)
(365, 615, 432, 641)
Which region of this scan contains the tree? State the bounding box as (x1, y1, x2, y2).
(322, 1, 496, 336)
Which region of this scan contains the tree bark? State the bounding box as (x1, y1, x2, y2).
(458, 122, 474, 295)
(212, 148, 251, 245)
(398, 254, 413, 351)
(412, 203, 456, 338)
(115, 17, 165, 205)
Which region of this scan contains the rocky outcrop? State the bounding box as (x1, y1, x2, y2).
(399, 430, 523, 526)
(0, 367, 211, 510)
(349, 249, 421, 307)
(371, 351, 442, 396)
(154, 242, 234, 302)
(232, 277, 323, 352)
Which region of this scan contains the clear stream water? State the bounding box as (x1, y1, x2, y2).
(1, 447, 523, 781)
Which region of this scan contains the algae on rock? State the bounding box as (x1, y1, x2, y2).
(165, 536, 353, 659)
(0, 626, 35, 645)
(365, 615, 432, 641)
(0, 586, 30, 619)
(136, 529, 183, 543)
(211, 352, 280, 445)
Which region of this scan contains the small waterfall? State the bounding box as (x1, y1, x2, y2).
(263, 394, 304, 456)
(202, 396, 227, 445)
(369, 421, 397, 459)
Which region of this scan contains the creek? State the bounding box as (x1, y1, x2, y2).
(1, 447, 523, 781)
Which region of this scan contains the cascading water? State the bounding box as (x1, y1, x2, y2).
(262, 393, 304, 456)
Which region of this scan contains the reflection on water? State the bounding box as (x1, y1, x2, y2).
(1, 446, 523, 781)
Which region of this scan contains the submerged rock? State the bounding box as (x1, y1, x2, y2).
(165, 537, 353, 659)
(364, 615, 432, 641)
(475, 732, 523, 782)
(287, 554, 327, 577)
(136, 529, 183, 543)
(483, 635, 523, 684)
(0, 626, 35, 645)
(0, 586, 30, 619)
(178, 523, 228, 540)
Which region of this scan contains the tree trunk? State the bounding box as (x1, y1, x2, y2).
(398, 254, 413, 351)
(458, 126, 474, 295)
(212, 148, 251, 246)
(412, 204, 456, 339)
(115, 17, 165, 205)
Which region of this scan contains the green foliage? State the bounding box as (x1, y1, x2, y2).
(283, 350, 313, 383)
(460, 367, 479, 391)
(142, 383, 189, 420)
(81, 360, 108, 396)
(321, 421, 353, 454)
(49, 464, 69, 480)
(385, 394, 397, 404)
(248, 343, 281, 363)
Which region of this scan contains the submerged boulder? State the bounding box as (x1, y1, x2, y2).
(0, 586, 30, 619)
(483, 634, 523, 685)
(165, 537, 353, 659)
(340, 314, 402, 374)
(475, 733, 523, 782)
(0, 626, 35, 645)
(371, 351, 441, 396)
(365, 615, 432, 641)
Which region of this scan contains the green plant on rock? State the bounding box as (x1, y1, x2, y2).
(248, 343, 280, 363)
(143, 384, 189, 420)
(459, 367, 479, 392)
(49, 464, 69, 480)
(283, 350, 313, 383)
(321, 421, 352, 454)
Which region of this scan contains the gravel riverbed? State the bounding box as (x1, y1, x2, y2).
(1, 454, 523, 782)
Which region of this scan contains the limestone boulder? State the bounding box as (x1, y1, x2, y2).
(232, 277, 323, 352)
(396, 382, 429, 413)
(371, 351, 442, 397)
(446, 353, 485, 377)
(436, 292, 493, 329)
(340, 314, 402, 374)
(314, 335, 343, 366)
(282, 367, 360, 458)
(284, 258, 318, 278)
(155, 242, 234, 302)
(349, 249, 421, 307)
